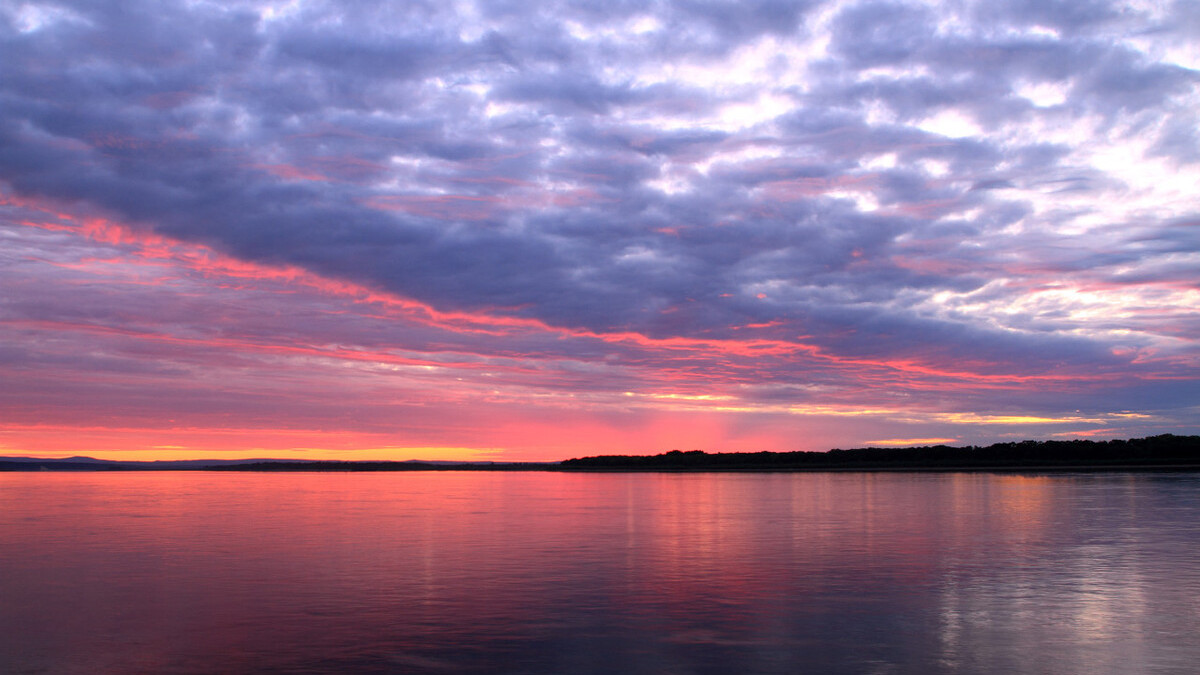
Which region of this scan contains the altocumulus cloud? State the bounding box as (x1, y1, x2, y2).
(0, 0, 1197, 457)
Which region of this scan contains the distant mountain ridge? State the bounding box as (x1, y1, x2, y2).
(0, 456, 292, 467)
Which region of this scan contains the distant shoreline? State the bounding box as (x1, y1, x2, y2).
(2, 435, 1198, 473)
(4, 462, 1200, 474)
(562, 460, 1200, 474)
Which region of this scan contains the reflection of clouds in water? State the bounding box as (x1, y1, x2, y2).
(935, 476, 1199, 674)
(3, 472, 1200, 673)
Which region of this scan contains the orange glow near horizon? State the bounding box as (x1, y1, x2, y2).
(0, 424, 508, 462)
(0, 418, 781, 462)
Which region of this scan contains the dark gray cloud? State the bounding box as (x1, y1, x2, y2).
(974, 0, 1127, 33)
(829, 1, 936, 68)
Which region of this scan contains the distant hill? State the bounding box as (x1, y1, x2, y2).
(0, 456, 113, 464)
(0, 457, 129, 471)
(0, 457, 298, 471)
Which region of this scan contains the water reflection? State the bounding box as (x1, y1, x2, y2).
(2, 472, 1198, 673)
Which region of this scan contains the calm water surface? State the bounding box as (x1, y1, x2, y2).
(2, 471, 1199, 674)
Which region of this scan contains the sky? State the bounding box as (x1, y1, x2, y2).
(1, 0, 1198, 461)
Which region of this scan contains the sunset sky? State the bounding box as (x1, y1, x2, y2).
(2, 0, 1198, 461)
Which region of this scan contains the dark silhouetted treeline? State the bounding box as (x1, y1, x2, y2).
(560, 435, 1200, 471)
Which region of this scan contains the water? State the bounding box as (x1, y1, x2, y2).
(2, 471, 1198, 674)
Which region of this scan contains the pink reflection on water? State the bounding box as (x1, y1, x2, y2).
(2, 471, 1198, 674)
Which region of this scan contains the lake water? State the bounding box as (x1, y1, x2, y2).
(2, 471, 1199, 674)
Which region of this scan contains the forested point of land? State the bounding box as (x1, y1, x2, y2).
(559, 434, 1200, 471)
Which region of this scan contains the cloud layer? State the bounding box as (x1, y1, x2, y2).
(2, 0, 1198, 458)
